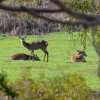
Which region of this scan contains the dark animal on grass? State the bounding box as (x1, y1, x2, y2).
(9, 53, 41, 61)
(71, 50, 87, 62)
(19, 36, 48, 62)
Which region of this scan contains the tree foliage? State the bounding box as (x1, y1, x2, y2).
(0, 71, 99, 100)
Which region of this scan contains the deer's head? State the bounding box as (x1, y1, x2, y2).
(19, 36, 26, 43)
(77, 50, 87, 57)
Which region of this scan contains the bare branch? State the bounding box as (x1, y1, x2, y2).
(0, 4, 64, 13)
(0, 4, 24, 11)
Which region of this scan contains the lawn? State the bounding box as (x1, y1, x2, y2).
(0, 32, 99, 90)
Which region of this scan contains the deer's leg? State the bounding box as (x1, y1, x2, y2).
(44, 53, 46, 62)
(32, 50, 34, 61)
(46, 51, 48, 62)
(41, 48, 48, 62)
(81, 57, 86, 62)
(29, 51, 32, 61)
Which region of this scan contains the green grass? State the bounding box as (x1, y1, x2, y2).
(0, 32, 99, 90)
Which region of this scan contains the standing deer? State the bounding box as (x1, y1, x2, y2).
(9, 53, 41, 61)
(19, 36, 48, 62)
(71, 50, 87, 62)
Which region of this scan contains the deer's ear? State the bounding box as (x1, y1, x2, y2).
(77, 50, 80, 52)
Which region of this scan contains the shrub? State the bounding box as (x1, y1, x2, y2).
(0, 71, 99, 100)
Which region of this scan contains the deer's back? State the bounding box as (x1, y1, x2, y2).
(71, 54, 78, 62)
(9, 53, 29, 60)
(9, 53, 41, 61)
(71, 54, 86, 62)
(29, 40, 48, 49)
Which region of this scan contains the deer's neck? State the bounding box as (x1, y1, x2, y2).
(21, 41, 29, 50)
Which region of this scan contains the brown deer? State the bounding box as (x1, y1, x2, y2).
(71, 50, 87, 62)
(19, 36, 48, 62)
(9, 53, 41, 61)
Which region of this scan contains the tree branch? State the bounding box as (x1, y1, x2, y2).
(0, 4, 64, 13)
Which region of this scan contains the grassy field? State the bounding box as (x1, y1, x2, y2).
(0, 32, 99, 90)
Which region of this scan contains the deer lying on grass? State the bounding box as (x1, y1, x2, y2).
(19, 36, 48, 62)
(9, 53, 41, 61)
(71, 50, 87, 62)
